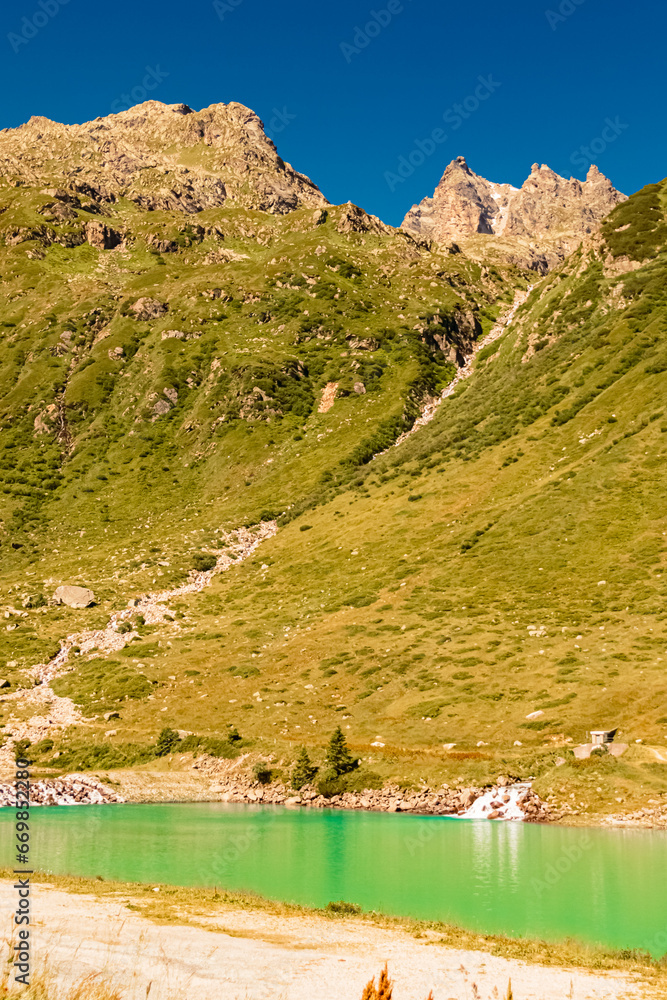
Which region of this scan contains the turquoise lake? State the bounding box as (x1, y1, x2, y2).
(1, 803, 666, 956)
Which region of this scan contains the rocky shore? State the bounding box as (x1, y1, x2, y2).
(603, 802, 667, 829)
(0, 773, 124, 807)
(192, 755, 552, 821)
(0, 756, 551, 819)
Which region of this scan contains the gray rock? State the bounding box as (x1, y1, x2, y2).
(130, 297, 168, 321)
(0, 679, 10, 689)
(152, 399, 172, 417)
(53, 585, 95, 609)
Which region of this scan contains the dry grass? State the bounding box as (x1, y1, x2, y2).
(0, 934, 124, 1000)
(10, 973, 125, 1000)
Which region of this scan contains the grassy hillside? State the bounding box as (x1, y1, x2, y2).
(2, 163, 667, 814)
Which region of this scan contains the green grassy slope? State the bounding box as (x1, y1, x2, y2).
(0, 184, 522, 574)
(2, 168, 667, 813)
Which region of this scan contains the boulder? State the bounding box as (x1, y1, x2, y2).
(85, 220, 121, 250)
(53, 585, 95, 608)
(0, 678, 10, 689)
(152, 399, 172, 417)
(130, 297, 168, 321)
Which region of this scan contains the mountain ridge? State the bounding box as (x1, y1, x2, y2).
(402, 156, 627, 270)
(0, 100, 328, 216)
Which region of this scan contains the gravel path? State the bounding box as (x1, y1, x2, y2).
(0, 522, 278, 768)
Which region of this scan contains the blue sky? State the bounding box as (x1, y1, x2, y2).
(1, 0, 664, 225)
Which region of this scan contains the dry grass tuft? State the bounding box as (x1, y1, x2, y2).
(360, 965, 436, 1000)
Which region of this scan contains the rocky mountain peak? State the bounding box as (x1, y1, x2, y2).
(402, 158, 626, 267)
(0, 100, 328, 216)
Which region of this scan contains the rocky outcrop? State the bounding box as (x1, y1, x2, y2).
(402, 157, 626, 266)
(84, 220, 122, 249)
(52, 585, 95, 608)
(419, 305, 483, 366)
(403, 157, 507, 242)
(335, 202, 392, 236)
(502, 163, 625, 249)
(0, 101, 328, 216)
(146, 234, 178, 253)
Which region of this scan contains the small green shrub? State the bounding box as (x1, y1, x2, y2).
(14, 738, 31, 761)
(192, 553, 217, 572)
(252, 760, 273, 784)
(326, 900, 362, 916)
(23, 593, 47, 609)
(155, 727, 181, 757)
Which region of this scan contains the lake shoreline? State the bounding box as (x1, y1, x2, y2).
(2, 761, 667, 828)
(0, 871, 664, 1000)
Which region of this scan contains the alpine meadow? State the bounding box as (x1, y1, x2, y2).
(0, 99, 666, 824)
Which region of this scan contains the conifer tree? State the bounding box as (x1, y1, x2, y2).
(324, 726, 359, 777)
(290, 746, 318, 789)
(155, 727, 180, 757)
